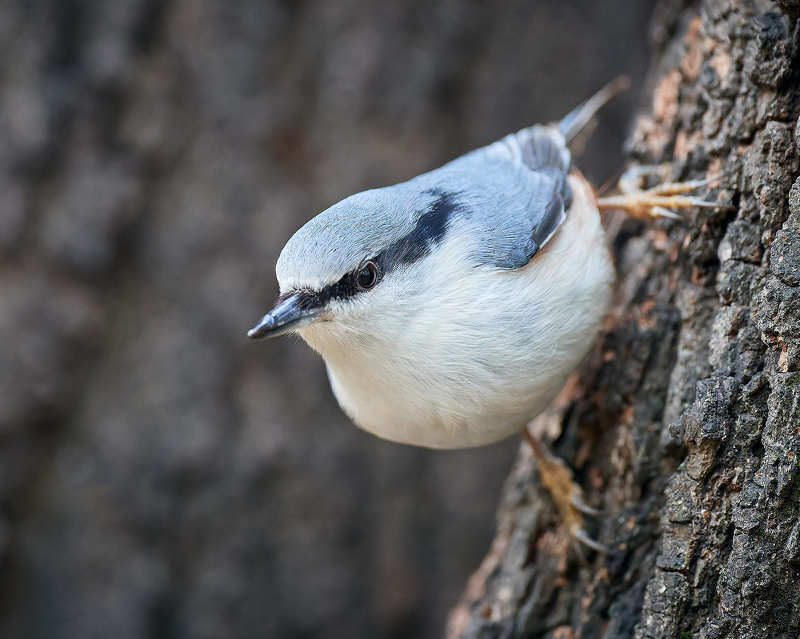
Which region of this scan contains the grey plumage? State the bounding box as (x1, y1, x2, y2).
(435, 124, 571, 270)
(276, 124, 572, 292)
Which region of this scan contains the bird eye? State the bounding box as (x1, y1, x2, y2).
(356, 261, 380, 290)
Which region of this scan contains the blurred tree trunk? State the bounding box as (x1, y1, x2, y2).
(448, 1, 800, 638)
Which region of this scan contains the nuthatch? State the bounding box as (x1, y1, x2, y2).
(249, 79, 720, 545)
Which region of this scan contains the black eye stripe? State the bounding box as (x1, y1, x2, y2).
(284, 190, 461, 309)
(379, 189, 458, 268)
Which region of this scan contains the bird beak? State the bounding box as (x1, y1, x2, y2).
(247, 292, 321, 339)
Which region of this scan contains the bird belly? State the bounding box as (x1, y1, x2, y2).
(326, 361, 567, 448)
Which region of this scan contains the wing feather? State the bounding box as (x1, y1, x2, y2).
(410, 124, 572, 270)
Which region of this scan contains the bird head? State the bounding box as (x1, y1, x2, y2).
(247, 184, 461, 348)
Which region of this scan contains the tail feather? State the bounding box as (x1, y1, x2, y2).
(514, 125, 571, 173)
(558, 76, 630, 143)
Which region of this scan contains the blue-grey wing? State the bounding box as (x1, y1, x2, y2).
(409, 124, 572, 270)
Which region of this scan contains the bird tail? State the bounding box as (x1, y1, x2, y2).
(558, 76, 630, 143)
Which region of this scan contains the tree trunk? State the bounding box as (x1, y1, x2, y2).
(448, 1, 800, 638)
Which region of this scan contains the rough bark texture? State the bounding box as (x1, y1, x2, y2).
(0, 2, 656, 639)
(448, 1, 800, 638)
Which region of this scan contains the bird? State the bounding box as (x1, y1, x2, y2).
(248, 78, 722, 547)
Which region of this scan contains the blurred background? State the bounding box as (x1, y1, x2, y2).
(0, 1, 656, 637)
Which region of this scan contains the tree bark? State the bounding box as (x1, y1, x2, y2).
(448, 2, 800, 638)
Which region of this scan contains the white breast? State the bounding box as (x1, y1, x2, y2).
(299, 174, 613, 449)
